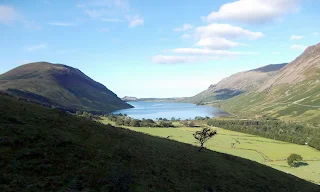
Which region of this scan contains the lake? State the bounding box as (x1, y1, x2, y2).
(112, 102, 229, 120)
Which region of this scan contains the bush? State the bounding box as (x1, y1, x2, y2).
(287, 154, 303, 167)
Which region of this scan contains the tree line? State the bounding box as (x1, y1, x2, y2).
(207, 119, 320, 150)
(105, 114, 174, 128)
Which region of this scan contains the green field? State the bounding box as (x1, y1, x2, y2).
(100, 118, 320, 184)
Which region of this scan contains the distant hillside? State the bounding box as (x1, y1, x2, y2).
(137, 97, 185, 102)
(122, 96, 186, 103)
(222, 43, 320, 123)
(122, 96, 138, 102)
(1, 94, 319, 191)
(0, 62, 132, 113)
(183, 63, 287, 104)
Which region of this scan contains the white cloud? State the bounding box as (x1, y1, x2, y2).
(0, 5, 18, 24)
(195, 23, 264, 40)
(0, 5, 40, 29)
(313, 32, 319, 36)
(152, 55, 198, 64)
(152, 49, 257, 64)
(204, 0, 300, 24)
(174, 24, 193, 32)
(84, 9, 109, 18)
(193, 23, 263, 50)
(172, 48, 257, 56)
(48, 22, 76, 26)
(290, 35, 304, 40)
(127, 15, 144, 28)
(195, 37, 241, 49)
(25, 44, 47, 52)
(290, 44, 306, 50)
(181, 34, 192, 39)
(153, 24, 263, 64)
(79, 0, 142, 27)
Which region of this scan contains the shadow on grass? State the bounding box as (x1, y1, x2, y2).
(296, 162, 309, 167)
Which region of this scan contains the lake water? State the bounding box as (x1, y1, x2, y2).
(112, 102, 229, 120)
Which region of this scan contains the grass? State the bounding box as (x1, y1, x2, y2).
(221, 77, 320, 124)
(1, 94, 320, 191)
(104, 119, 320, 184)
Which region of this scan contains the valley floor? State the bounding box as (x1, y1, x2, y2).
(100, 118, 320, 184)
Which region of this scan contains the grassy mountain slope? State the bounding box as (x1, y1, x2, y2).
(0, 62, 132, 113)
(1, 94, 319, 192)
(222, 43, 320, 124)
(183, 64, 287, 104)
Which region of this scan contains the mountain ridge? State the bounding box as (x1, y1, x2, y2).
(221, 42, 320, 123)
(183, 63, 287, 104)
(0, 62, 132, 113)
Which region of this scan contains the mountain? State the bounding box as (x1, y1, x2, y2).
(122, 96, 186, 102)
(137, 97, 185, 102)
(0, 62, 132, 113)
(1, 93, 319, 192)
(222, 43, 320, 123)
(122, 96, 138, 102)
(183, 63, 287, 104)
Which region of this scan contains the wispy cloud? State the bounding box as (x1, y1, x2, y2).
(0, 5, 40, 29)
(203, 0, 301, 24)
(172, 48, 257, 56)
(78, 0, 143, 27)
(181, 34, 192, 39)
(290, 35, 304, 40)
(290, 44, 306, 50)
(24, 44, 47, 52)
(48, 22, 76, 26)
(174, 24, 193, 32)
(313, 32, 319, 36)
(127, 15, 144, 28)
(0, 5, 19, 24)
(152, 55, 199, 64)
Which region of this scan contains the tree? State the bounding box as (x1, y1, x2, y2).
(116, 118, 125, 126)
(188, 121, 196, 127)
(193, 128, 217, 152)
(129, 119, 141, 127)
(287, 154, 303, 167)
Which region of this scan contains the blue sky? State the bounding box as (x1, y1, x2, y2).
(0, 0, 320, 98)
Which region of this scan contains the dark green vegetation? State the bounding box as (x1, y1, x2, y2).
(105, 114, 174, 127)
(0, 62, 132, 113)
(183, 63, 286, 104)
(221, 43, 320, 124)
(287, 154, 304, 168)
(207, 118, 320, 150)
(1, 94, 320, 191)
(193, 128, 217, 152)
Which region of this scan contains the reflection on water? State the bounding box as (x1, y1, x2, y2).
(112, 102, 229, 120)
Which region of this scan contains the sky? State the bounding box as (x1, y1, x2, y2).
(0, 0, 320, 98)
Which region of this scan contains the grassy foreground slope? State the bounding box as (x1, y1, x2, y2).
(1, 95, 319, 191)
(0, 62, 132, 113)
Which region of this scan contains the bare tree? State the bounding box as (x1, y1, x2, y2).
(193, 128, 217, 152)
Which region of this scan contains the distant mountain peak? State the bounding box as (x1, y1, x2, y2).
(0, 62, 132, 113)
(183, 63, 287, 104)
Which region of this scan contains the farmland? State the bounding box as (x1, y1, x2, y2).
(100, 118, 320, 184)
